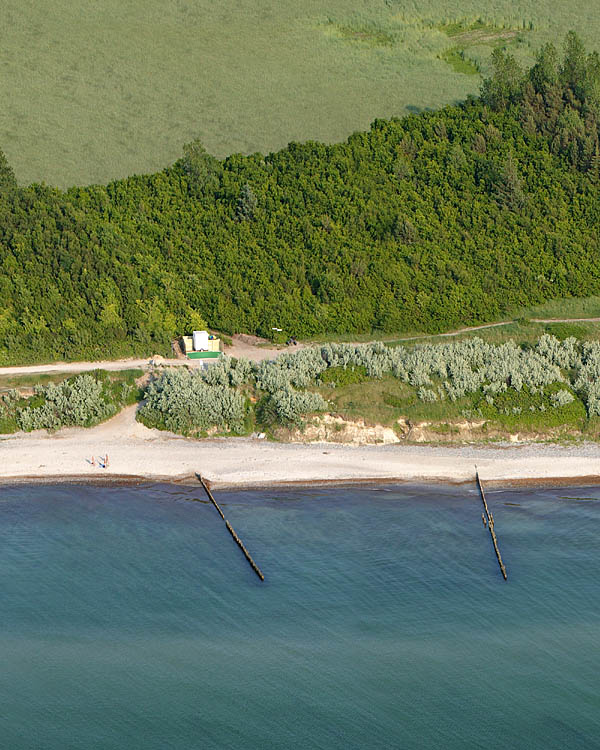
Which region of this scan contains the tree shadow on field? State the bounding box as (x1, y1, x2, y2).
(405, 104, 436, 114)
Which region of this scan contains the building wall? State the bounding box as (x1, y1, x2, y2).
(182, 334, 221, 355)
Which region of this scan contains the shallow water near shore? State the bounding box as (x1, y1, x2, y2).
(1, 482, 600, 749)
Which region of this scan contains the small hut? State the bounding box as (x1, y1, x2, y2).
(182, 330, 222, 359)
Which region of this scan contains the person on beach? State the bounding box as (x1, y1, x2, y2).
(91, 456, 95, 467)
(105, 453, 109, 468)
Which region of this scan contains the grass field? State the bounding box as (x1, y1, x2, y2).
(2, 0, 599, 187)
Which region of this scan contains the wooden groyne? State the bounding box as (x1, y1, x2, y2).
(225, 521, 265, 581)
(196, 474, 265, 582)
(475, 467, 508, 581)
(197, 474, 225, 520)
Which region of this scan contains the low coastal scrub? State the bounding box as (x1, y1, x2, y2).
(138, 368, 246, 435)
(17, 375, 116, 431)
(3, 335, 598, 440)
(136, 334, 600, 439)
(138, 363, 328, 434)
(0, 370, 142, 433)
(257, 388, 328, 429)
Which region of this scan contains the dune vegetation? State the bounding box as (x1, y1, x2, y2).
(5, 331, 600, 441)
(137, 333, 600, 440)
(0, 369, 143, 433)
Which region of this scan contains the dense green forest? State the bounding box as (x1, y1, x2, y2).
(1, 32, 600, 365)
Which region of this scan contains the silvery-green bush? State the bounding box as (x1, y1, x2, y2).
(249, 334, 597, 413)
(255, 348, 329, 392)
(260, 386, 328, 427)
(551, 390, 575, 408)
(0, 389, 19, 408)
(201, 356, 253, 388)
(536, 334, 580, 369)
(572, 341, 600, 416)
(253, 336, 568, 395)
(139, 333, 599, 435)
(17, 374, 116, 431)
(140, 368, 245, 434)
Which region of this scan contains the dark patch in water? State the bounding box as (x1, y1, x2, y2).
(559, 496, 599, 502)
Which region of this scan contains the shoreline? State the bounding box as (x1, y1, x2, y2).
(3, 405, 600, 491)
(3, 474, 600, 491)
(4, 457, 600, 492)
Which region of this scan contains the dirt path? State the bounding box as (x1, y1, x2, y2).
(0, 357, 193, 378)
(388, 317, 600, 344)
(0, 334, 293, 377)
(531, 317, 600, 323)
(389, 320, 511, 343)
(222, 333, 296, 361)
(1, 317, 599, 378)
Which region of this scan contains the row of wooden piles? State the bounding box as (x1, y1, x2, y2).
(476, 466, 508, 581)
(194, 468, 507, 584)
(196, 474, 265, 582)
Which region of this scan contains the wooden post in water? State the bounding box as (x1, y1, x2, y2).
(225, 521, 265, 581)
(196, 473, 265, 582)
(475, 466, 508, 581)
(197, 474, 225, 520)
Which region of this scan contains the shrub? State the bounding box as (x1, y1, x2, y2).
(134, 332, 600, 436)
(551, 390, 575, 408)
(139, 368, 245, 434)
(17, 374, 116, 431)
(258, 386, 328, 427)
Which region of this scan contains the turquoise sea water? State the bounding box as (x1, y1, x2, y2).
(1, 482, 600, 749)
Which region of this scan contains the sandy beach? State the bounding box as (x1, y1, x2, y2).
(2, 405, 600, 488)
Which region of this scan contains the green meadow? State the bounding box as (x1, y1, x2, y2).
(2, 0, 599, 187)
